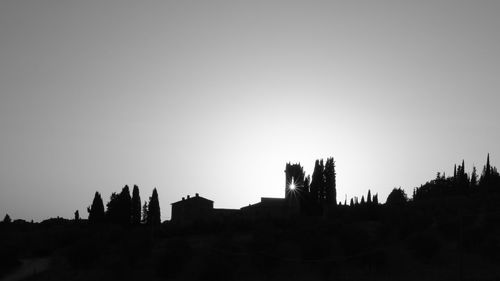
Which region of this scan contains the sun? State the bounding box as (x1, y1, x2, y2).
(289, 181, 296, 190)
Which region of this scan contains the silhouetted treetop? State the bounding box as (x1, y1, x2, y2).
(386, 188, 408, 206)
(470, 166, 478, 187)
(142, 201, 148, 224)
(147, 188, 161, 226)
(106, 185, 132, 225)
(324, 157, 337, 206)
(414, 154, 500, 202)
(131, 185, 141, 225)
(87, 191, 105, 223)
(3, 214, 11, 224)
(310, 160, 323, 202)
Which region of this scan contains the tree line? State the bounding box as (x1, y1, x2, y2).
(344, 189, 379, 207)
(412, 154, 500, 202)
(3, 154, 499, 225)
(285, 157, 339, 215)
(87, 185, 161, 226)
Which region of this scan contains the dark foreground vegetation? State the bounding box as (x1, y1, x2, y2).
(2, 154, 500, 281)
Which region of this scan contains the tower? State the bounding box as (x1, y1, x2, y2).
(285, 163, 306, 214)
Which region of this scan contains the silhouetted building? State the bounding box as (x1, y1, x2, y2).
(285, 163, 305, 215)
(169, 158, 337, 224)
(240, 197, 287, 219)
(212, 208, 240, 222)
(171, 193, 214, 224)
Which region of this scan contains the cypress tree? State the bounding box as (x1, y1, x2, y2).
(106, 192, 120, 223)
(367, 190, 372, 204)
(350, 198, 354, 206)
(148, 188, 161, 226)
(486, 153, 491, 176)
(373, 193, 379, 205)
(88, 191, 105, 223)
(324, 157, 337, 206)
(304, 176, 310, 193)
(480, 154, 492, 187)
(106, 185, 132, 225)
(310, 160, 323, 202)
(120, 185, 132, 225)
(471, 166, 478, 187)
(142, 201, 148, 224)
(319, 159, 325, 202)
(361, 196, 365, 205)
(131, 185, 141, 225)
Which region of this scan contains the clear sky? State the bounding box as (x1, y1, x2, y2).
(1, 1, 499, 221)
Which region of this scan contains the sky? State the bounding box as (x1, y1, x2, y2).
(1, 1, 500, 221)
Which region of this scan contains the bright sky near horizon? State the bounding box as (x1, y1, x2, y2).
(1, 1, 500, 221)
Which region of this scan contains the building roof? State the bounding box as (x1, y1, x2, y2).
(171, 193, 213, 205)
(240, 197, 285, 210)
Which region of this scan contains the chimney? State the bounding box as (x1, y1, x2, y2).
(196, 193, 199, 197)
(187, 195, 190, 199)
(182, 197, 185, 201)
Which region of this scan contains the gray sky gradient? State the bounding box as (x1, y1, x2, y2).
(1, 0, 499, 221)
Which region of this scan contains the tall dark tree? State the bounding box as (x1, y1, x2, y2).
(131, 185, 141, 225)
(309, 160, 323, 202)
(74, 210, 80, 221)
(455, 160, 469, 190)
(350, 198, 354, 206)
(486, 153, 491, 175)
(106, 192, 120, 222)
(373, 193, 379, 205)
(121, 185, 132, 224)
(360, 196, 365, 205)
(319, 159, 325, 202)
(480, 153, 492, 187)
(106, 185, 132, 225)
(87, 191, 105, 223)
(3, 214, 11, 224)
(324, 157, 337, 206)
(470, 166, 478, 187)
(367, 190, 372, 204)
(142, 201, 148, 224)
(304, 176, 310, 194)
(147, 188, 161, 226)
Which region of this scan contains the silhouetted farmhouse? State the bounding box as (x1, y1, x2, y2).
(171, 195, 289, 224)
(171, 193, 213, 224)
(170, 193, 241, 224)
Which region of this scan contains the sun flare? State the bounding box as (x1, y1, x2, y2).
(290, 182, 296, 190)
